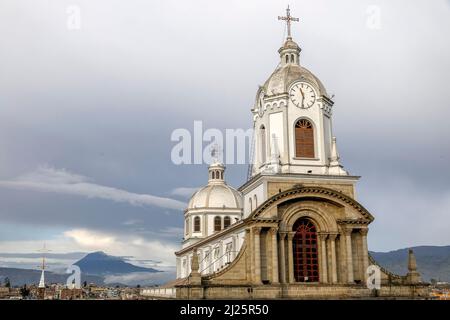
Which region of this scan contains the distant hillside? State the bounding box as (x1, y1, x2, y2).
(370, 245, 450, 282)
(74, 251, 160, 276)
(0, 267, 104, 287)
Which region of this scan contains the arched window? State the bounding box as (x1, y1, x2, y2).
(224, 216, 231, 229)
(253, 195, 257, 208)
(295, 119, 315, 158)
(260, 125, 266, 164)
(249, 198, 253, 213)
(214, 216, 222, 232)
(285, 55, 289, 64)
(292, 218, 319, 282)
(194, 216, 201, 232)
(185, 218, 189, 235)
(291, 54, 295, 63)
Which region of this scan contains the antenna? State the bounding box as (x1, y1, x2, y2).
(37, 243, 51, 288)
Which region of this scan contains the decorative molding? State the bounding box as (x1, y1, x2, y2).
(317, 233, 328, 241)
(327, 233, 338, 241)
(248, 186, 374, 222)
(337, 218, 370, 225)
(359, 228, 369, 236)
(342, 227, 353, 236)
(252, 227, 262, 235)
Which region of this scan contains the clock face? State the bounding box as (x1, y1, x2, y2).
(290, 82, 316, 109)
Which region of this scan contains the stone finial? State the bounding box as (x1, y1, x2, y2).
(327, 137, 348, 176)
(408, 249, 417, 272)
(406, 249, 421, 284)
(189, 249, 202, 286)
(191, 249, 200, 272)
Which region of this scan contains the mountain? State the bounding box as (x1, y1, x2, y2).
(74, 251, 160, 276)
(370, 245, 450, 282)
(0, 267, 104, 287)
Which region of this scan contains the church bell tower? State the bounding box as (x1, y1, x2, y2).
(250, 6, 347, 177)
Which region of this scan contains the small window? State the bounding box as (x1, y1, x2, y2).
(214, 216, 222, 232)
(194, 216, 201, 232)
(224, 216, 231, 228)
(254, 195, 257, 208)
(185, 218, 189, 235)
(291, 54, 295, 63)
(249, 198, 253, 212)
(286, 55, 289, 63)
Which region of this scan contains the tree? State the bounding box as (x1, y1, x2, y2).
(4, 277, 11, 288)
(19, 285, 30, 299)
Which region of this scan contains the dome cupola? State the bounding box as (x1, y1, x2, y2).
(278, 6, 301, 66)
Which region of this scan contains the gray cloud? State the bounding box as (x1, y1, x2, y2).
(0, 166, 186, 211)
(171, 187, 200, 198)
(0, 0, 448, 258)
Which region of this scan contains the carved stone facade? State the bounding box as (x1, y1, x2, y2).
(176, 183, 428, 299)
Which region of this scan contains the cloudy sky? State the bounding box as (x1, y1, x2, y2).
(0, 0, 449, 269)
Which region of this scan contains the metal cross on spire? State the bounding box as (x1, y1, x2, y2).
(278, 5, 299, 40)
(210, 143, 222, 163)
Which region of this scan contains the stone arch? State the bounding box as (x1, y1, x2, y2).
(280, 204, 339, 233)
(250, 186, 374, 223)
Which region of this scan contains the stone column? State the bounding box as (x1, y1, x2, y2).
(269, 227, 279, 284)
(328, 233, 338, 283)
(287, 232, 295, 283)
(359, 228, 369, 281)
(253, 227, 262, 284)
(318, 233, 329, 284)
(344, 227, 354, 284)
(245, 228, 252, 281)
(279, 232, 287, 283)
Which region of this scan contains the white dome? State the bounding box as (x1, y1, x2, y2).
(188, 184, 242, 210)
(263, 64, 328, 97)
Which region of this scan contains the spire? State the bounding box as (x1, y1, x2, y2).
(38, 270, 45, 289)
(278, 6, 301, 66)
(37, 243, 50, 289)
